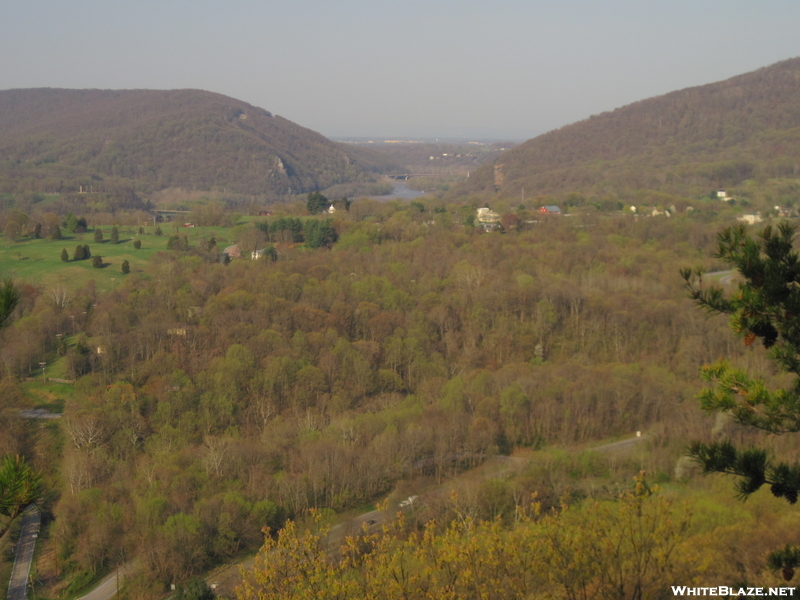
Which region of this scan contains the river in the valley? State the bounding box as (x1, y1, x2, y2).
(368, 180, 426, 201)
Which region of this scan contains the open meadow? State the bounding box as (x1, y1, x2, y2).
(0, 223, 243, 291)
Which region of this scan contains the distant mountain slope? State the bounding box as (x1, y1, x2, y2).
(453, 58, 800, 200)
(0, 88, 388, 196)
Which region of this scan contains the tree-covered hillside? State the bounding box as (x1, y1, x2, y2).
(0, 89, 394, 198)
(453, 57, 800, 203)
(7, 60, 800, 598)
(0, 200, 747, 588)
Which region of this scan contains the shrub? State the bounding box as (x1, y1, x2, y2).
(167, 235, 189, 251)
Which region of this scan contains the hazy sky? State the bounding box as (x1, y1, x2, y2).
(2, 0, 798, 140)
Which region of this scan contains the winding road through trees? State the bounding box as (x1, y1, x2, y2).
(6, 507, 39, 600)
(45, 434, 650, 600)
(75, 565, 133, 600)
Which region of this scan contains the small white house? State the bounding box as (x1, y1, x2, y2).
(476, 207, 500, 223)
(737, 213, 763, 225)
(717, 190, 734, 202)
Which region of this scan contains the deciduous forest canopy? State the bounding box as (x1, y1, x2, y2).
(3, 57, 800, 598)
(453, 58, 800, 203)
(0, 89, 399, 199)
(1, 207, 791, 593)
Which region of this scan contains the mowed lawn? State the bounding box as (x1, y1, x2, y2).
(0, 224, 237, 291)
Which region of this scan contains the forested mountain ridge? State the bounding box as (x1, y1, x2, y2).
(453, 57, 800, 201)
(0, 88, 395, 197)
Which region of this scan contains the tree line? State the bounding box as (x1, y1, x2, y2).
(0, 203, 770, 593)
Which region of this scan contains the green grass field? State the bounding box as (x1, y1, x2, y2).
(0, 223, 244, 291)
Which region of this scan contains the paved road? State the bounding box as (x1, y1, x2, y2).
(6, 506, 40, 600)
(592, 434, 648, 455)
(705, 270, 735, 286)
(4, 501, 123, 600)
(18, 409, 61, 419)
(75, 435, 649, 600)
(210, 453, 536, 596)
(76, 563, 133, 600)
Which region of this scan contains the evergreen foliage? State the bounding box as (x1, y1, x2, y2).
(73, 244, 91, 260)
(64, 213, 88, 233)
(306, 191, 329, 215)
(92, 255, 102, 268)
(121, 260, 130, 274)
(255, 217, 339, 248)
(110, 226, 119, 244)
(61, 248, 69, 262)
(94, 228, 103, 243)
(167, 235, 190, 251)
(64, 213, 78, 233)
(263, 244, 278, 262)
(0, 454, 42, 539)
(304, 218, 338, 249)
(768, 545, 800, 582)
(684, 221, 800, 579)
(0, 279, 19, 328)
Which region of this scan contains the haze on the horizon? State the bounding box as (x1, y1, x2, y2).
(2, 0, 798, 141)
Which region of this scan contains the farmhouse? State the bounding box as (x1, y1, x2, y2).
(538, 205, 562, 215)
